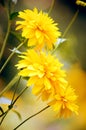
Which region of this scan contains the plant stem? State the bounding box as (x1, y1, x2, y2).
(0, 107, 4, 116)
(48, 0, 55, 14)
(0, 86, 27, 124)
(0, 8, 11, 61)
(0, 109, 9, 125)
(62, 9, 79, 38)
(0, 39, 26, 74)
(11, 76, 21, 105)
(0, 75, 19, 96)
(14, 106, 50, 130)
(52, 9, 79, 54)
(12, 87, 28, 106)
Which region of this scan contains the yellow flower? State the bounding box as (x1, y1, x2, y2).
(76, 0, 86, 7)
(16, 8, 61, 50)
(16, 49, 67, 101)
(49, 86, 78, 118)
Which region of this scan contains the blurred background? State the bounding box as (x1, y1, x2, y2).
(0, 0, 86, 130)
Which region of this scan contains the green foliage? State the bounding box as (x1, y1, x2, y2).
(56, 39, 78, 63)
(10, 12, 19, 20)
(11, 31, 25, 42)
(12, 109, 22, 120)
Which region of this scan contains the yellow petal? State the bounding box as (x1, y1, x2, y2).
(44, 77, 52, 89)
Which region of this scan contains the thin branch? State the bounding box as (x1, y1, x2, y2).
(0, 109, 9, 125)
(62, 9, 79, 38)
(0, 39, 27, 74)
(0, 20, 11, 61)
(0, 86, 28, 124)
(12, 87, 28, 106)
(14, 106, 50, 130)
(52, 9, 79, 54)
(48, 0, 55, 14)
(11, 76, 21, 105)
(0, 75, 19, 96)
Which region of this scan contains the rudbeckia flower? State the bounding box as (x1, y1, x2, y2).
(16, 8, 61, 50)
(49, 86, 78, 118)
(16, 49, 67, 101)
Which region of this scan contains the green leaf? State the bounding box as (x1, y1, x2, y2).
(12, 109, 22, 120)
(11, 31, 25, 42)
(10, 12, 19, 20)
(57, 40, 77, 63)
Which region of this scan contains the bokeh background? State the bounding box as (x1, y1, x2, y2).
(0, 0, 86, 130)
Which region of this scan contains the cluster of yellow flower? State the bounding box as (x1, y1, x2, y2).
(16, 8, 78, 118)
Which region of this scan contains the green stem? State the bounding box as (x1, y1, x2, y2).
(0, 109, 9, 125)
(0, 39, 26, 74)
(0, 86, 27, 124)
(12, 87, 28, 106)
(0, 75, 19, 96)
(14, 106, 50, 130)
(62, 9, 79, 38)
(0, 107, 4, 116)
(52, 9, 79, 54)
(0, 20, 11, 61)
(48, 0, 55, 14)
(11, 76, 21, 105)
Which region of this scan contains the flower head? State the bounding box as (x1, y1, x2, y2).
(16, 49, 67, 101)
(16, 8, 61, 50)
(49, 86, 78, 118)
